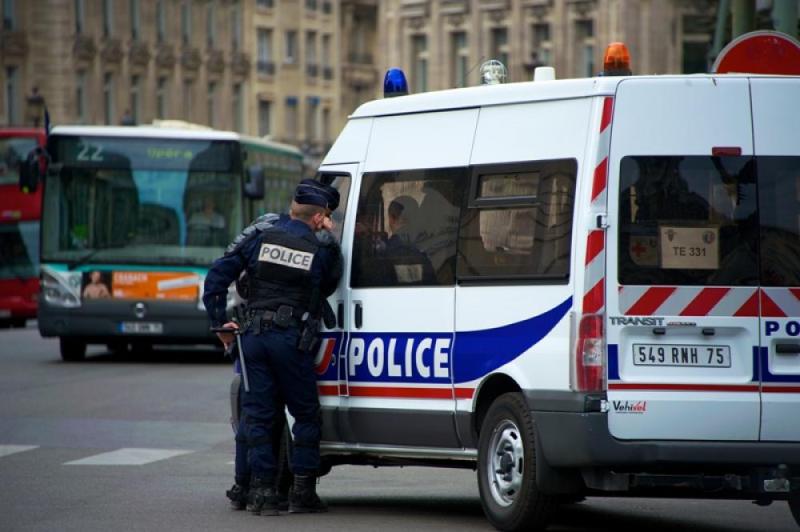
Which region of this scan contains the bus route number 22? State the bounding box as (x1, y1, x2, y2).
(76, 143, 104, 162)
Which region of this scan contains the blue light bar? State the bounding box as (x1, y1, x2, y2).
(383, 68, 409, 98)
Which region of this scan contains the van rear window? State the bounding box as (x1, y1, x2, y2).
(758, 156, 800, 286)
(618, 156, 758, 286)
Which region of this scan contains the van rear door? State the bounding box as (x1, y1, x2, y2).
(751, 77, 800, 441)
(606, 77, 760, 441)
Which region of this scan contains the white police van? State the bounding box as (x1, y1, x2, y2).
(298, 38, 800, 531)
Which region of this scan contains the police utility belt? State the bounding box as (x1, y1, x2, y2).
(246, 305, 321, 355)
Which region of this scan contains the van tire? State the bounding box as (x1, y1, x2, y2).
(477, 392, 557, 531)
(60, 337, 86, 362)
(789, 493, 800, 526)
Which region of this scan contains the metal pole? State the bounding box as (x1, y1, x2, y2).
(773, 0, 798, 38)
(731, 0, 756, 38)
(235, 332, 250, 393)
(709, 0, 732, 69)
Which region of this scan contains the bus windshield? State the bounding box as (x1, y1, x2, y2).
(42, 135, 244, 266)
(0, 221, 39, 280)
(0, 136, 38, 186)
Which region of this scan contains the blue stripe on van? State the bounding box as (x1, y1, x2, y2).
(452, 297, 572, 384)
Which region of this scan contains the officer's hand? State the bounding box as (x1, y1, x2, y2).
(216, 321, 239, 349)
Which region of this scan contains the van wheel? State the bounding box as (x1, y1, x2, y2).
(789, 493, 800, 526)
(477, 393, 557, 532)
(60, 338, 86, 362)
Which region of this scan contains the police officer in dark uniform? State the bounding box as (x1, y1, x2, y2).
(204, 179, 342, 515)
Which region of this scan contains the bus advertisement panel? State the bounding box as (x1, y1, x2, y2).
(0, 128, 46, 327)
(37, 125, 303, 360)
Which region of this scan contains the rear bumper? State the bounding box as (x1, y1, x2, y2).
(38, 299, 216, 343)
(526, 391, 800, 468)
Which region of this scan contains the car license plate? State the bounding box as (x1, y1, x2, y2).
(120, 321, 164, 334)
(632, 344, 731, 368)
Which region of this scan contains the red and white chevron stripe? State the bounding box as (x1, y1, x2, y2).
(620, 286, 800, 317)
(583, 97, 613, 314)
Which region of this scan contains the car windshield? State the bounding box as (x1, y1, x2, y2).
(42, 136, 244, 266)
(0, 221, 39, 280)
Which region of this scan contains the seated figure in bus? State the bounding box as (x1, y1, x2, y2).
(188, 196, 227, 246)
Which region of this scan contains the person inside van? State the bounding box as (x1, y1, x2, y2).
(385, 195, 435, 284)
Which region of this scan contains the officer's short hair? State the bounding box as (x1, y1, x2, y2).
(290, 200, 327, 222)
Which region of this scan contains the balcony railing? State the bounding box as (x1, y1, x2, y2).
(257, 60, 275, 75)
(306, 64, 318, 77)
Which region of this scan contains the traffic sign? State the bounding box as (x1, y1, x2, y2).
(712, 30, 800, 75)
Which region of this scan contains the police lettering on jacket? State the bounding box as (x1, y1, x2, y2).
(259, 242, 314, 270)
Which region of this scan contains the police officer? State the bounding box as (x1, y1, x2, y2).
(204, 179, 342, 515)
(223, 201, 340, 511)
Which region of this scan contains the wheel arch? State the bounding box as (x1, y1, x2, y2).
(473, 373, 522, 438)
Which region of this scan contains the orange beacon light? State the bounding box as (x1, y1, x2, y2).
(602, 42, 632, 76)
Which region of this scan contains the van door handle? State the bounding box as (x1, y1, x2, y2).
(775, 343, 800, 354)
(354, 302, 362, 329)
(336, 302, 344, 329)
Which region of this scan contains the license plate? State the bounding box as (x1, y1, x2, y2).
(632, 344, 731, 368)
(120, 321, 164, 334)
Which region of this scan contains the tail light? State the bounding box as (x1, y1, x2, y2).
(574, 314, 605, 392)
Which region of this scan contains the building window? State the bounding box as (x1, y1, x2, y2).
(74, 0, 85, 34)
(181, 1, 192, 45)
(574, 19, 594, 77)
(103, 0, 114, 37)
(103, 72, 115, 125)
(411, 35, 427, 93)
(306, 31, 317, 77)
(156, 76, 167, 118)
(156, 0, 166, 43)
(231, 1, 242, 51)
(490, 27, 509, 68)
(257, 28, 273, 74)
(306, 96, 319, 142)
(258, 100, 271, 137)
(322, 107, 330, 144)
(130, 0, 140, 40)
(285, 97, 298, 140)
(3, 0, 14, 31)
(129, 75, 140, 124)
(531, 23, 552, 67)
(681, 14, 713, 73)
(207, 82, 216, 127)
(285, 30, 297, 64)
(182, 79, 193, 120)
(233, 84, 243, 132)
(206, 2, 216, 48)
(451, 32, 468, 88)
(76, 71, 87, 124)
(306, 0, 317, 10)
(257, 0, 273, 8)
(5, 67, 18, 124)
(321, 34, 332, 80)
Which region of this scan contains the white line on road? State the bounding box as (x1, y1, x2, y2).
(64, 447, 193, 466)
(0, 445, 39, 458)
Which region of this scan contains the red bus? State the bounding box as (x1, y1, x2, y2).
(0, 128, 45, 327)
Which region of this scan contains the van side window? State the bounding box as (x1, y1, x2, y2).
(758, 156, 800, 286)
(457, 159, 576, 281)
(351, 168, 465, 288)
(618, 156, 758, 286)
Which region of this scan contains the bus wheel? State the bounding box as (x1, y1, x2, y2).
(477, 393, 556, 532)
(60, 338, 87, 362)
(789, 492, 800, 526)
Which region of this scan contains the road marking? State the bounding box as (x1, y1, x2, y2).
(0, 445, 38, 458)
(64, 448, 193, 466)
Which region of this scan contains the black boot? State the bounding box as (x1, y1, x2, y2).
(246, 477, 279, 516)
(225, 483, 248, 510)
(289, 475, 328, 513)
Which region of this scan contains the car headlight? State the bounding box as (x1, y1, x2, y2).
(41, 266, 82, 308)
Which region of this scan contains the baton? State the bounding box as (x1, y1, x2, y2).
(211, 326, 250, 393)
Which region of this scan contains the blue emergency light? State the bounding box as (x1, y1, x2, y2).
(383, 68, 409, 98)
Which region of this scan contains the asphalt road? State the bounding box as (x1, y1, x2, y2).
(0, 323, 798, 532)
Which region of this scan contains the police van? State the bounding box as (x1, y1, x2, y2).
(290, 38, 800, 530)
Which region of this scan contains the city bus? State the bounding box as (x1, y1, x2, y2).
(0, 128, 46, 327)
(35, 124, 303, 360)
